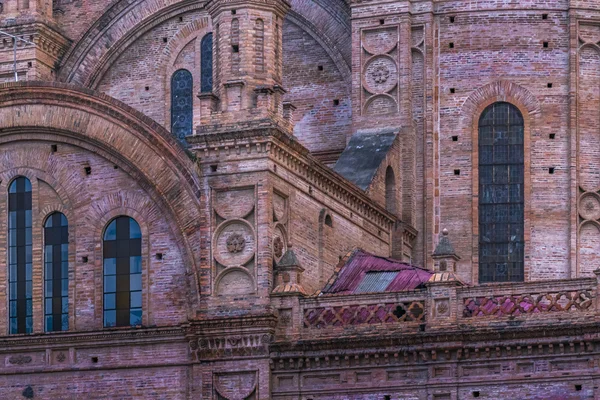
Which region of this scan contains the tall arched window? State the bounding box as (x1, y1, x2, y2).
(201, 33, 213, 93)
(385, 166, 397, 215)
(479, 102, 525, 283)
(103, 216, 142, 327)
(8, 176, 32, 334)
(171, 69, 193, 143)
(44, 212, 69, 332)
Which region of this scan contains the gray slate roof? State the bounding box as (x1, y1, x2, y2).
(333, 127, 399, 190)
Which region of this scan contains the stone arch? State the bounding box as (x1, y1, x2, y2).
(461, 81, 541, 283)
(0, 81, 203, 310)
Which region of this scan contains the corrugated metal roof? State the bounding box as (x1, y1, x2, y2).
(353, 271, 398, 293)
(321, 249, 432, 295)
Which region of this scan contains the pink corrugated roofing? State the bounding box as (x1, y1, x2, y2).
(322, 249, 432, 295)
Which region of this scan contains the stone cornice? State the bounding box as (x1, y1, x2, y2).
(206, 0, 291, 17)
(271, 320, 600, 357)
(189, 122, 397, 230)
(0, 22, 71, 61)
(0, 326, 185, 351)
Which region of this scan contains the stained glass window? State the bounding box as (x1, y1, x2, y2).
(44, 212, 69, 332)
(103, 216, 142, 327)
(479, 102, 525, 283)
(201, 33, 213, 93)
(171, 69, 193, 143)
(8, 176, 33, 334)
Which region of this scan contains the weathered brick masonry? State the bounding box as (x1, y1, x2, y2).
(0, 0, 599, 399)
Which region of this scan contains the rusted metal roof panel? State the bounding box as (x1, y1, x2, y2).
(321, 249, 432, 295)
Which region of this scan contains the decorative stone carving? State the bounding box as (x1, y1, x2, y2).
(214, 219, 255, 267)
(56, 352, 66, 363)
(216, 268, 255, 296)
(273, 192, 287, 223)
(304, 301, 425, 329)
(463, 289, 594, 318)
(190, 332, 273, 360)
(273, 237, 284, 259)
(273, 224, 287, 261)
(364, 56, 398, 94)
(8, 355, 32, 365)
(215, 371, 257, 400)
(579, 192, 600, 221)
(214, 188, 255, 220)
(362, 27, 398, 55)
(226, 233, 246, 254)
(435, 299, 450, 318)
(364, 94, 398, 116)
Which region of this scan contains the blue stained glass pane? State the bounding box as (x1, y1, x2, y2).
(171, 69, 193, 143)
(201, 33, 213, 93)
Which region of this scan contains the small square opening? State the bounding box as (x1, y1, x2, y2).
(549, 133, 556, 139)
(575, 385, 582, 391)
(156, 253, 163, 260)
(542, 13, 548, 20)
(449, 42, 455, 48)
(318, 65, 323, 71)
(210, 165, 218, 172)
(145, 86, 149, 91)
(450, 88, 456, 94)
(333, 99, 340, 106)
(91, 357, 98, 363)
(549, 167, 555, 174)
(379, 19, 385, 25)
(450, 16, 456, 23)
(452, 136, 458, 142)
(473, 392, 480, 398)
(543, 41, 549, 48)
(162, 37, 168, 43)
(84, 166, 92, 175)
(51, 144, 58, 153)
(454, 169, 461, 176)
(547, 83, 553, 88)
(231, 9, 236, 15)
(82, 256, 88, 263)
(232, 44, 239, 53)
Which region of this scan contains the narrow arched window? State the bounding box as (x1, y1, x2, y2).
(385, 166, 396, 215)
(201, 33, 213, 93)
(103, 216, 142, 327)
(44, 212, 69, 332)
(231, 19, 240, 73)
(171, 69, 193, 143)
(479, 102, 525, 283)
(8, 176, 32, 334)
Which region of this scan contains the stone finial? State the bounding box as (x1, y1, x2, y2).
(272, 248, 308, 296)
(431, 228, 460, 274)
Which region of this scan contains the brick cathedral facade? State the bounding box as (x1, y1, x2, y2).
(0, 0, 599, 399)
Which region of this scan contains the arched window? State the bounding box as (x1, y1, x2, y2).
(201, 33, 213, 93)
(479, 102, 525, 283)
(44, 212, 69, 332)
(8, 176, 32, 334)
(171, 69, 193, 143)
(385, 166, 396, 215)
(103, 216, 142, 327)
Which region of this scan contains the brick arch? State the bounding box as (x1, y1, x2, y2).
(0, 81, 203, 306)
(59, 0, 205, 86)
(461, 81, 542, 130)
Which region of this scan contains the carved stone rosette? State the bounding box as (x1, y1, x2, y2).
(361, 26, 400, 116)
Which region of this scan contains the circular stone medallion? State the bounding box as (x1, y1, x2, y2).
(364, 56, 398, 94)
(214, 220, 255, 266)
(580, 192, 600, 221)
